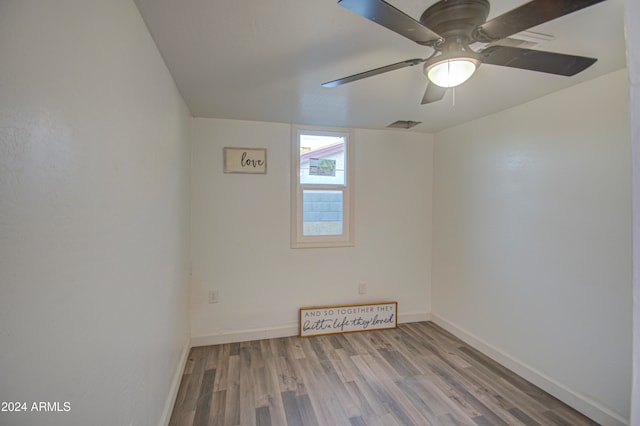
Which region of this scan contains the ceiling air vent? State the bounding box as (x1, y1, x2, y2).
(474, 30, 555, 50)
(387, 120, 422, 129)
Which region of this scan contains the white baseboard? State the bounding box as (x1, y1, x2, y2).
(159, 337, 191, 426)
(190, 311, 430, 347)
(399, 311, 430, 323)
(430, 313, 629, 426)
(191, 324, 299, 347)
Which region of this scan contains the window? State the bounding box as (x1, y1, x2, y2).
(291, 126, 354, 248)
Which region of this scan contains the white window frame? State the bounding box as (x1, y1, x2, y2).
(291, 125, 354, 248)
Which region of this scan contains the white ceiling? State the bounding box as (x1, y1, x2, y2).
(133, 0, 627, 133)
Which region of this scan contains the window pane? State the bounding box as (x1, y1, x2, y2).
(299, 134, 345, 185)
(302, 190, 343, 236)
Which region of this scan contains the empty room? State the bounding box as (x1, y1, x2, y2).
(1, 0, 639, 426)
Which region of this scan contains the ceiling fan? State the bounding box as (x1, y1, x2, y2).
(322, 0, 605, 104)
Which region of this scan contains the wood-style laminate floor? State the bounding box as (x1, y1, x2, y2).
(169, 322, 598, 426)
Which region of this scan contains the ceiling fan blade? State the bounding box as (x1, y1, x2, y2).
(473, 0, 606, 42)
(338, 0, 442, 46)
(322, 58, 425, 87)
(421, 81, 447, 104)
(481, 45, 597, 76)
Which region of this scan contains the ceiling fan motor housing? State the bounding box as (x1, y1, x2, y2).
(420, 0, 486, 84)
(420, 0, 490, 45)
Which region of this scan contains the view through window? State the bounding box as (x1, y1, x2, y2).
(292, 128, 353, 248)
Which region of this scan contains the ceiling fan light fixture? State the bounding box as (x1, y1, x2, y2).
(426, 57, 479, 88)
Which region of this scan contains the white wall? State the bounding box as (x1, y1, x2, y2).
(190, 118, 432, 343)
(0, 1, 191, 426)
(432, 69, 631, 425)
(628, 0, 640, 424)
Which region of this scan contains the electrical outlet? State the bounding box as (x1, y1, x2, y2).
(358, 282, 367, 295)
(209, 290, 219, 304)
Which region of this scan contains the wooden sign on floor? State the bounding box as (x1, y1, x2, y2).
(299, 302, 397, 337)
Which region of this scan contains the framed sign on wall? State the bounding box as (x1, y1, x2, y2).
(223, 147, 267, 174)
(299, 302, 397, 337)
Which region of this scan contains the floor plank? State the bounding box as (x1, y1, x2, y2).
(168, 322, 599, 425)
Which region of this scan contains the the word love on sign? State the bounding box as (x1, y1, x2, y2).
(223, 147, 267, 174)
(299, 302, 397, 337)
